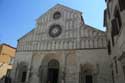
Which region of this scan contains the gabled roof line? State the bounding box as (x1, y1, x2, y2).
(18, 28, 35, 41)
(84, 24, 105, 33)
(57, 4, 82, 14)
(0, 43, 16, 49)
(36, 3, 82, 22)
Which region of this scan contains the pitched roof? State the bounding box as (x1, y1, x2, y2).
(0, 43, 16, 49)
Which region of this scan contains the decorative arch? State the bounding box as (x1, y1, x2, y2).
(38, 54, 62, 83)
(48, 59, 59, 69)
(47, 59, 59, 83)
(16, 61, 28, 82)
(81, 63, 95, 74)
(79, 63, 95, 83)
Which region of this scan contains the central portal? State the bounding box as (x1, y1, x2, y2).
(47, 59, 59, 83)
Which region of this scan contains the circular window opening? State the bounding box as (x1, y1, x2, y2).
(49, 24, 62, 38)
(53, 12, 61, 19)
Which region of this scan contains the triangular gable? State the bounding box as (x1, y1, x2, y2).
(18, 28, 35, 42)
(36, 4, 82, 22)
(18, 4, 83, 42)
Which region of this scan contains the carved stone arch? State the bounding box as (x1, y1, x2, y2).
(39, 53, 62, 83)
(79, 63, 96, 83)
(39, 59, 60, 83)
(48, 59, 59, 69)
(38, 55, 51, 83)
(81, 63, 95, 74)
(16, 61, 28, 82)
(47, 59, 60, 83)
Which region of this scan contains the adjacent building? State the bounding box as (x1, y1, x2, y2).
(104, 0, 125, 83)
(0, 43, 16, 64)
(11, 4, 112, 83)
(0, 43, 16, 79)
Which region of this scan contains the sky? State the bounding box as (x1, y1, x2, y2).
(0, 0, 106, 47)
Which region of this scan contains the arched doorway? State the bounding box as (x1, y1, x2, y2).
(16, 62, 28, 82)
(47, 59, 59, 83)
(79, 63, 94, 83)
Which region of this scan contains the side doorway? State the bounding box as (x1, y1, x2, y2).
(47, 59, 59, 83)
(79, 64, 94, 83)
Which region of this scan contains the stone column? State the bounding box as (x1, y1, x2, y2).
(26, 54, 33, 83)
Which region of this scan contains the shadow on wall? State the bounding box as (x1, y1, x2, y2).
(0, 63, 12, 79)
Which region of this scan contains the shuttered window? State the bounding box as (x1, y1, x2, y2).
(111, 30, 114, 46)
(111, 8, 122, 46)
(119, 0, 125, 11)
(111, 19, 119, 36)
(104, 9, 107, 27)
(114, 9, 122, 30)
(108, 41, 111, 55)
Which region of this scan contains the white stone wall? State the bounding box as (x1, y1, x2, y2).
(14, 49, 111, 83)
(10, 52, 33, 82)
(77, 49, 112, 83)
(16, 4, 106, 52)
(12, 4, 112, 83)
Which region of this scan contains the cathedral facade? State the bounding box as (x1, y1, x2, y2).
(11, 4, 112, 83)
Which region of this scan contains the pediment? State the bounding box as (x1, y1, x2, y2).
(36, 4, 82, 24)
(17, 4, 83, 48)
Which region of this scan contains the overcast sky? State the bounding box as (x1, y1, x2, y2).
(0, 0, 106, 47)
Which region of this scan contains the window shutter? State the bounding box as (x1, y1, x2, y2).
(103, 9, 107, 27)
(108, 41, 111, 55)
(114, 9, 122, 30)
(111, 19, 119, 36)
(119, 0, 125, 11)
(111, 31, 114, 46)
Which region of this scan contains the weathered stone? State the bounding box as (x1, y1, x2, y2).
(11, 4, 112, 83)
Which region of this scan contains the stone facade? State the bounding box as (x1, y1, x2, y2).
(0, 43, 16, 64)
(0, 43, 16, 79)
(104, 0, 125, 83)
(11, 4, 112, 83)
